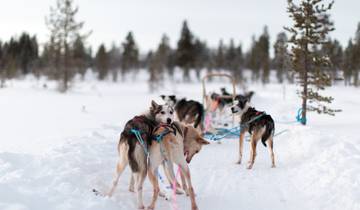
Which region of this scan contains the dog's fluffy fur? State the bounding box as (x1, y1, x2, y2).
(231, 97, 276, 169)
(107, 100, 174, 209)
(160, 95, 204, 132)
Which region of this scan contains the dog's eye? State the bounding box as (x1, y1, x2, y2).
(161, 111, 165, 114)
(170, 111, 173, 115)
(196, 150, 199, 154)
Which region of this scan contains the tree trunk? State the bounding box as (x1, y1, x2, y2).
(302, 29, 309, 126)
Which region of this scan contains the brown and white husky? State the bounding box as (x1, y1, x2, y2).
(106, 100, 174, 209)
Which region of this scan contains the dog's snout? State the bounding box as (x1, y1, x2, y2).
(167, 118, 172, 124)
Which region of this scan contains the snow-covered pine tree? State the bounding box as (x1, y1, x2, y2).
(285, 0, 340, 124)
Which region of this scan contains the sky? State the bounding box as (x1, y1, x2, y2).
(0, 0, 359, 52)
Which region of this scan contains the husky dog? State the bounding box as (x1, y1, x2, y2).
(128, 122, 210, 196)
(107, 100, 174, 209)
(231, 97, 275, 169)
(147, 123, 209, 210)
(206, 88, 254, 113)
(160, 95, 204, 132)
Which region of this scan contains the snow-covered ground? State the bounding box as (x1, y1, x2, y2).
(0, 73, 359, 210)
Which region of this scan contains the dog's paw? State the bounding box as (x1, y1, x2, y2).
(246, 164, 253, 170)
(271, 164, 276, 168)
(191, 205, 199, 210)
(138, 205, 145, 209)
(235, 160, 241, 165)
(147, 205, 155, 210)
(175, 188, 184, 195)
(158, 191, 166, 198)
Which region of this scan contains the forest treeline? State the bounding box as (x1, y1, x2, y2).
(0, 9, 359, 91)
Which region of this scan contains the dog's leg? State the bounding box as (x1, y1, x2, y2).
(163, 161, 183, 195)
(129, 173, 135, 192)
(247, 136, 258, 170)
(178, 163, 198, 210)
(107, 144, 128, 197)
(180, 171, 189, 196)
(148, 166, 161, 209)
(267, 138, 276, 168)
(134, 170, 146, 209)
(236, 132, 245, 164)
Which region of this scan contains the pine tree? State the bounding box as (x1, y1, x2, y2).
(2, 38, 20, 79)
(121, 31, 139, 78)
(72, 36, 88, 80)
(95, 44, 109, 80)
(0, 41, 4, 87)
(18, 33, 39, 75)
(215, 40, 226, 71)
(40, 36, 61, 80)
(285, 0, 340, 124)
(193, 38, 209, 80)
(247, 35, 261, 81)
(343, 40, 355, 86)
(273, 32, 291, 83)
(148, 35, 173, 90)
(226, 39, 237, 71)
(258, 26, 270, 84)
(234, 43, 244, 81)
(321, 39, 343, 80)
(176, 20, 195, 81)
(108, 43, 121, 82)
(156, 34, 171, 74)
(352, 23, 360, 86)
(46, 0, 90, 92)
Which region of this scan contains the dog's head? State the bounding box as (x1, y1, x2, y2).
(231, 97, 250, 115)
(150, 100, 175, 124)
(182, 125, 210, 163)
(160, 95, 177, 107)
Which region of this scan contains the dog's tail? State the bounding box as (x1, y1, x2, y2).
(261, 117, 274, 147)
(123, 133, 140, 173)
(194, 103, 204, 129)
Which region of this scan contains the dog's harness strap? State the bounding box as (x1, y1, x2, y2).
(153, 129, 172, 143)
(240, 112, 266, 130)
(130, 128, 149, 156)
(152, 124, 177, 143)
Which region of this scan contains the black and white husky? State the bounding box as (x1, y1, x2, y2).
(231, 97, 276, 169)
(107, 100, 174, 209)
(160, 95, 204, 133)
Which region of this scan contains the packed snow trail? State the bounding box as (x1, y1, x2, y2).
(0, 77, 359, 210)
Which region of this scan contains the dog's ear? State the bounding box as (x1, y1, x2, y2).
(245, 91, 254, 101)
(197, 137, 210, 145)
(151, 100, 159, 110)
(160, 95, 165, 100)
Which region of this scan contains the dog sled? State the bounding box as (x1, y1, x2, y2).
(202, 73, 240, 140)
